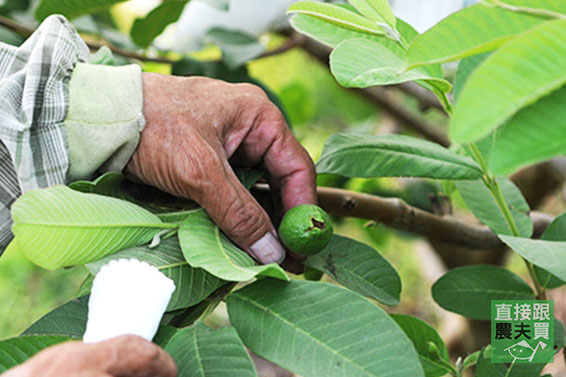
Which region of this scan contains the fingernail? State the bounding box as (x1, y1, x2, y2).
(249, 230, 286, 265)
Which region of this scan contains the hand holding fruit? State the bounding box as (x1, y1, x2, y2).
(2, 335, 177, 377)
(127, 74, 317, 265)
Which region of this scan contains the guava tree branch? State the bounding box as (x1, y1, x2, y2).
(254, 184, 553, 250)
(0, 15, 303, 65)
(0, 15, 176, 63)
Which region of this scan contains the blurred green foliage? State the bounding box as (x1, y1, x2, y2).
(0, 248, 87, 339)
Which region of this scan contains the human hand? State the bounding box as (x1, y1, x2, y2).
(126, 74, 317, 265)
(2, 335, 176, 377)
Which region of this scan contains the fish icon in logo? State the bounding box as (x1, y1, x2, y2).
(504, 340, 547, 362)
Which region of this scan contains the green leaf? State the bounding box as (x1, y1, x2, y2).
(450, 18, 566, 143)
(330, 38, 451, 93)
(24, 296, 88, 338)
(500, 235, 566, 282)
(35, 0, 129, 21)
(234, 167, 264, 190)
(555, 318, 565, 353)
(348, 0, 396, 28)
(207, 28, 265, 69)
(432, 265, 535, 320)
(131, 0, 190, 48)
(287, 1, 386, 36)
(453, 53, 490, 103)
(305, 235, 401, 306)
(152, 326, 180, 348)
(70, 173, 168, 213)
(164, 324, 258, 377)
(391, 314, 451, 377)
(0, 0, 30, 15)
(227, 279, 424, 377)
(90, 46, 115, 66)
(290, 14, 373, 48)
(473, 349, 506, 377)
(474, 348, 545, 377)
(456, 178, 533, 237)
(535, 214, 566, 289)
(406, 0, 566, 68)
(85, 238, 226, 311)
(291, 14, 416, 49)
(11, 186, 173, 270)
(0, 336, 70, 372)
(70, 172, 130, 200)
(489, 86, 566, 175)
(178, 209, 288, 282)
(316, 133, 482, 180)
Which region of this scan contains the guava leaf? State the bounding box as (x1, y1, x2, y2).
(24, 296, 88, 338)
(227, 279, 424, 377)
(489, 86, 566, 175)
(178, 209, 288, 282)
(348, 0, 396, 28)
(70, 172, 131, 200)
(317, 133, 482, 180)
(330, 38, 451, 93)
(474, 347, 545, 377)
(500, 236, 566, 282)
(450, 18, 566, 143)
(0, 336, 71, 372)
(131, 0, 190, 48)
(290, 14, 415, 49)
(391, 314, 451, 377)
(456, 178, 533, 237)
(287, 1, 386, 35)
(407, 0, 566, 68)
(234, 167, 264, 190)
(86, 238, 225, 311)
(164, 324, 257, 377)
(306, 235, 401, 306)
(11, 185, 174, 270)
(35, 0, 129, 21)
(432, 265, 535, 320)
(453, 52, 490, 103)
(534, 214, 566, 289)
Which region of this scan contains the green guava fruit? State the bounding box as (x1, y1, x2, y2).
(278, 204, 333, 256)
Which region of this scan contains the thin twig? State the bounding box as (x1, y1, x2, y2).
(254, 184, 552, 250)
(255, 32, 304, 60)
(0, 14, 303, 65)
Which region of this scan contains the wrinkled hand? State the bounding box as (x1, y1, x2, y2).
(3, 335, 177, 377)
(126, 74, 317, 265)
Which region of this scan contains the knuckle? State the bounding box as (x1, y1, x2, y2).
(117, 335, 161, 368)
(136, 341, 161, 364)
(224, 200, 266, 242)
(237, 83, 267, 98)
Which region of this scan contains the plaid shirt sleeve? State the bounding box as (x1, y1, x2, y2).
(0, 15, 90, 251)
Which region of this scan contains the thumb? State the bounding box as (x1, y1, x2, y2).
(197, 164, 285, 265)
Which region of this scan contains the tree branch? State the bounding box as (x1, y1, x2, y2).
(0, 15, 303, 65)
(254, 184, 552, 250)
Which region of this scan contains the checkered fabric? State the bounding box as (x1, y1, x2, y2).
(0, 15, 90, 252)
